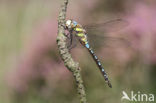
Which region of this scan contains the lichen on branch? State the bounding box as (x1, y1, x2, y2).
(56, 0, 87, 103)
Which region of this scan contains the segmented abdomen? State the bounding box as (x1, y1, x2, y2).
(85, 43, 112, 88)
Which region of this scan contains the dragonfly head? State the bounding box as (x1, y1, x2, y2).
(65, 19, 78, 30)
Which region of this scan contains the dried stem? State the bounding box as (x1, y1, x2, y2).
(56, 0, 87, 103)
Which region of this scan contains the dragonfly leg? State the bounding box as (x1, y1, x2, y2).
(67, 33, 73, 50)
(61, 24, 66, 29)
(68, 42, 77, 51)
(67, 36, 78, 51)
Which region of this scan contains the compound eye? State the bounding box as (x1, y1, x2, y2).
(66, 20, 72, 27)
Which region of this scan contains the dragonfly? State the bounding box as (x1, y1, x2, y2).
(64, 19, 128, 88)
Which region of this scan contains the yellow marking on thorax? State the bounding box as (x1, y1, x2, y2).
(75, 28, 84, 32)
(77, 33, 85, 37)
(74, 24, 88, 44)
(81, 37, 88, 44)
(81, 37, 86, 41)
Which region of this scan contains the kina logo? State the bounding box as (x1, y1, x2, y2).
(121, 91, 154, 102)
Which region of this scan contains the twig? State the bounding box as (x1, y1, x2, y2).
(56, 0, 87, 103)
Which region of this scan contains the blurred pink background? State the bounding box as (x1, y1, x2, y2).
(0, 0, 155, 103)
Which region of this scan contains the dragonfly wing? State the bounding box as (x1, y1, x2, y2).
(87, 34, 131, 50)
(84, 18, 128, 33)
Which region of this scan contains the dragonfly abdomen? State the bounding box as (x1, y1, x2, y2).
(85, 43, 112, 88)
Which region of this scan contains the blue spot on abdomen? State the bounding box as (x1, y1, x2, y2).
(85, 43, 90, 48)
(98, 62, 101, 66)
(94, 56, 97, 59)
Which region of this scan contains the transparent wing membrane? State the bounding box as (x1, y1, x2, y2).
(87, 33, 131, 50)
(84, 18, 128, 33)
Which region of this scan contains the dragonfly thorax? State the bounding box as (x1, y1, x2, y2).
(65, 19, 88, 45)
